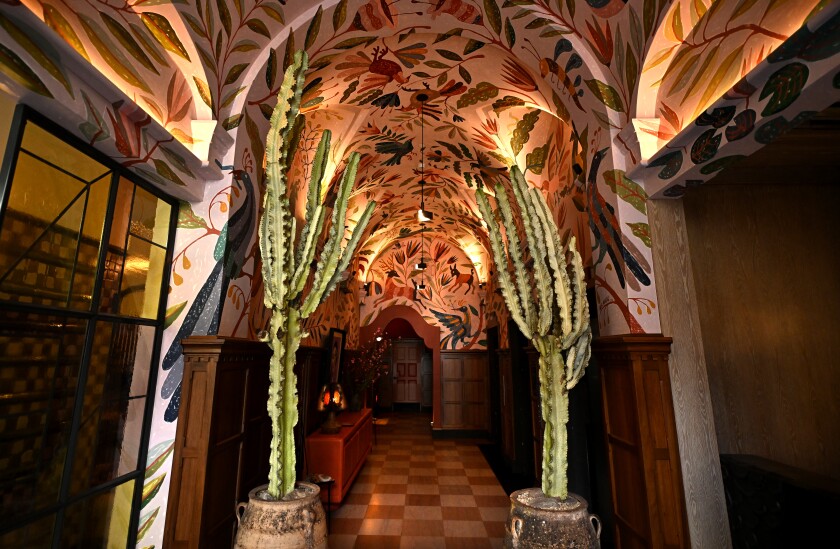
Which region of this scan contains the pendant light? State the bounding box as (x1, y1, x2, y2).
(417, 93, 434, 223)
(417, 226, 427, 290)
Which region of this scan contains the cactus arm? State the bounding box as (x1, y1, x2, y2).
(540, 345, 570, 499)
(321, 199, 376, 300)
(476, 186, 531, 339)
(493, 181, 537, 335)
(566, 324, 592, 390)
(292, 130, 330, 284)
(532, 189, 573, 339)
(301, 151, 361, 316)
(510, 166, 553, 336)
(563, 239, 589, 349)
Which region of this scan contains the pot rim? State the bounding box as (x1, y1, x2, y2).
(509, 488, 589, 512)
(246, 482, 321, 506)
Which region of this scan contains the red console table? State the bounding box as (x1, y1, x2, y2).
(305, 408, 373, 504)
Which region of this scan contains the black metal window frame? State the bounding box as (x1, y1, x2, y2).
(0, 104, 179, 548)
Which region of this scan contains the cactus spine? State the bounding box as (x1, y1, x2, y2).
(476, 165, 591, 499)
(260, 50, 376, 499)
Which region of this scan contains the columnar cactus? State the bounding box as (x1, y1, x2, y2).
(475, 165, 591, 500)
(259, 50, 375, 499)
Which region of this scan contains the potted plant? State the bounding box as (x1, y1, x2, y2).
(344, 329, 390, 410)
(234, 50, 375, 548)
(474, 166, 600, 547)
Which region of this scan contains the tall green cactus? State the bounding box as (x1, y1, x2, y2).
(259, 50, 376, 499)
(475, 165, 591, 500)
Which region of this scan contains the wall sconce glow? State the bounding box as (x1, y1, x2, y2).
(190, 120, 216, 162)
(632, 118, 663, 163)
(375, 336, 383, 342)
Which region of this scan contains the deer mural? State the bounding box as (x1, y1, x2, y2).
(449, 265, 475, 294)
(373, 270, 421, 306)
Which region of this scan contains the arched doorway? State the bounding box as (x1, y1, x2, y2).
(360, 305, 442, 428)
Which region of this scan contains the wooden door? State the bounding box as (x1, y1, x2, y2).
(393, 340, 420, 403)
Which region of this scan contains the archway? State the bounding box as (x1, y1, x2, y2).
(360, 305, 442, 429)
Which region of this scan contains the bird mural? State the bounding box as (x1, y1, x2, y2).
(429, 305, 473, 350)
(159, 164, 257, 422)
(587, 148, 651, 290)
(375, 135, 414, 166)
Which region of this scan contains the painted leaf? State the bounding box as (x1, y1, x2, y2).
(437, 49, 463, 62)
(0, 12, 73, 97)
(625, 48, 637, 94)
(693, 46, 743, 119)
(80, 15, 151, 93)
(648, 150, 683, 179)
(456, 82, 498, 109)
(222, 113, 243, 130)
(79, 90, 109, 143)
(142, 474, 165, 508)
(334, 36, 377, 50)
(760, 62, 809, 116)
(333, 0, 348, 30)
(224, 63, 249, 86)
(463, 39, 485, 55)
(458, 65, 472, 84)
(505, 18, 516, 47)
(755, 116, 789, 144)
(0, 43, 53, 97)
(221, 85, 246, 109)
(145, 439, 176, 478)
(526, 143, 548, 175)
(266, 48, 277, 90)
(141, 13, 191, 60)
(602, 170, 648, 215)
(690, 128, 721, 164)
(699, 155, 745, 175)
(42, 4, 89, 62)
(585, 79, 625, 112)
(260, 4, 285, 24)
(161, 146, 194, 177)
(137, 508, 159, 541)
(681, 46, 719, 103)
(305, 6, 323, 50)
(100, 13, 158, 75)
(725, 109, 756, 141)
(627, 222, 651, 247)
(492, 95, 525, 114)
(193, 76, 212, 109)
(511, 110, 540, 156)
(217, 0, 232, 37)
(153, 158, 186, 186)
(696, 106, 736, 128)
(484, 0, 502, 34)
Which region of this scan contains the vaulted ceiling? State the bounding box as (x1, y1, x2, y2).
(5, 0, 827, 290)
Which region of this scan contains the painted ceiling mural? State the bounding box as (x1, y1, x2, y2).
(361, 234, 486, 350)
(1, 1, 839, 548)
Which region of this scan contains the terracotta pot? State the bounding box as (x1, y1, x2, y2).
(505, 489, 601, 549)
(234, 482, 327, 549)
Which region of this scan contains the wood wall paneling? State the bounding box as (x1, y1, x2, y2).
(649, 199, 733, 549)
(682, 184, 840, 480)
(440, 351, 489, 430)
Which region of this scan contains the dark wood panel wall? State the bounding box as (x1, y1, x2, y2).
(592, 335, 690, 549)
(683, 184, 840, 480)
(163, 337, 323, 549)
(440, 350, 489, 431)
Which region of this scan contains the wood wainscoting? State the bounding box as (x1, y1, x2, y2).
(592, 335, 690, 549)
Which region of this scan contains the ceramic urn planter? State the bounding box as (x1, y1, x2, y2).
(505, 489, 601, 549)
(233, 482, 327, 549)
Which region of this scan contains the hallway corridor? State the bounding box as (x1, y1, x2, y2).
(326, 412, 509, 549)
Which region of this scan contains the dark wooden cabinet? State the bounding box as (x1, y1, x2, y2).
(592, 335, 689, 549)
(440, 351, 489, 430)
(164, 337, 323, 549)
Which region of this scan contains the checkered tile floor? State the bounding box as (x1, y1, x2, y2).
(327, 411, 509, 549)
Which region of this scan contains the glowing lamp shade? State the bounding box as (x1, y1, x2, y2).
(417, 208, 434, 223)
(318, 382, 346, 433)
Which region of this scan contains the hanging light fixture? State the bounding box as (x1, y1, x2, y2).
(417, 93, 434, 224)
(417, 226, 427, 290)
